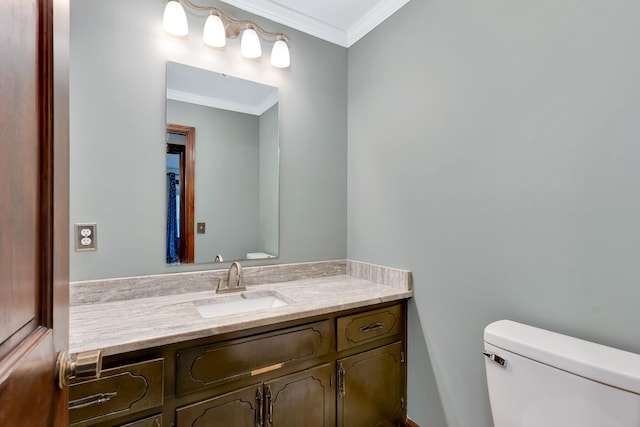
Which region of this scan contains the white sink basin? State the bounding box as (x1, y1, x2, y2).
(193, 291, 290, 319)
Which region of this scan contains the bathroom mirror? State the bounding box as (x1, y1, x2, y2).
(165, 61, 279, 265)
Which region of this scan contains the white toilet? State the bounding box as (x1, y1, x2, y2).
(484, 320, 640, 426)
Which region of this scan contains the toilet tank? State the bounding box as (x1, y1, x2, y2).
(483, 320, 640, 427)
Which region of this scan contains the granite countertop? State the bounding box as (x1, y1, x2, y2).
(69, 272, 412, 357)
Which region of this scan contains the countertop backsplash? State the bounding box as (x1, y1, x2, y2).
(70, 259, 410, 306)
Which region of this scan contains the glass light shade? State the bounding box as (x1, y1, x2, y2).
(271, 39, 290, 68)
(203, 14, 226, 47)
(241, 28, 262, 59)
(163, 1, 188, 37)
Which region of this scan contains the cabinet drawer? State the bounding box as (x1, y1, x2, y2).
(336, 304, 402, 351)
(176, 320, 330, 395)
(69, 359, 164, 427)
(119, 414, 163, 427)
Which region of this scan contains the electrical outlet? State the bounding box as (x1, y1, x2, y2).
(75, 223, 97, 251)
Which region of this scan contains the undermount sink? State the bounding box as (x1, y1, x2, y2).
(193, 290, 290, 319)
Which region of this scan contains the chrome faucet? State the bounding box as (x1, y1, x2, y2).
(216, 262, 246, 293)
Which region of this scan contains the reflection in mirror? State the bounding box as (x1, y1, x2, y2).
(165, 62, 279, 265)
(166, 124, 195, 264)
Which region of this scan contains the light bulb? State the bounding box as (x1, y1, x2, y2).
(241, 27, 262, 59)
(163, 0, 188, 37)
(203, 13, 226, 47)
(271, 38, 290, 68)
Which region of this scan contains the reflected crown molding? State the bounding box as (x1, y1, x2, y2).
(167, 88, 278, 116)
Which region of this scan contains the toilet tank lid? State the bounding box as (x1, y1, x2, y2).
(484, 320, 640, 395)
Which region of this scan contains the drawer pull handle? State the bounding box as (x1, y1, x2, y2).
(69, 391, 117, 410)
(360, 322, 385, 332)
(251, 363, 283, 376)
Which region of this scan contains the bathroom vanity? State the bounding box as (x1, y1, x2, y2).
(68, 260, 412, 427)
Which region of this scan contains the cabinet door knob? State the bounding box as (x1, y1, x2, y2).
(56, 349, 102, 389)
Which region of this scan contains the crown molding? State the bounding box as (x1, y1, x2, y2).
(346, 0, 410, 47)
(220, 0, 349, 47)
(167, 89, 278, 116)
(221, 0, 411, 48)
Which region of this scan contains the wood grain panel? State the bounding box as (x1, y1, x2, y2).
(337, 304, 402, 351)
(176, 384, 259, 427)
(120, 414, 163, 427)
(176, 321, 330, 395)
(69, 358, 164, 426)
(337, 342, 405, 427)
(0, 0, 40, 352)
(266, 363, 334, 427)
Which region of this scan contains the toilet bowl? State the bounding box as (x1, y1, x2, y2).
(484, 320, 640, 426)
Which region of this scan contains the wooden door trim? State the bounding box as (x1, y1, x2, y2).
(39, 0, 56, 329)
(0, 0, 69, 424)
(167, 123, 195, 263)
(0, 327, 49, 380)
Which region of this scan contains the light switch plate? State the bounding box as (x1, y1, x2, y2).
(75, 223, 97, 251)
(197, 222, 206, 234)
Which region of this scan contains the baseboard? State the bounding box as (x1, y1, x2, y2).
(405, 418, 420, 427)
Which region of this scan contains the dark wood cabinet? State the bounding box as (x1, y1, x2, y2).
(69, 359, 164, 427)
(176, 384, 259, 427)
(337, 342, 405, 427)
(68, 300, 407, 427)
(264, 363, 334, 427)
(176, 321, 330, 395)
(119, 414, 163, 427)
(176, 364, 334, 427)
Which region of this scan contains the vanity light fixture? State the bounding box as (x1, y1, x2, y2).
(240, 26, 261, 59)
(163, 0, 189, 37)
(163, 0, 291, 68)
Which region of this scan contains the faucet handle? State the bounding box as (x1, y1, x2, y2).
(216, 278, 228, 292)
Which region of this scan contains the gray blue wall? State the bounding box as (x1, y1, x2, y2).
(259, 104, 280, 257)
(70, 0, 348, 280)
(71, 0, 640, 424)
(167, 100, 261, 262)
(348, 1, 640, 426)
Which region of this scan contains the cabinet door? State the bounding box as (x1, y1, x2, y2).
(337, 342, 405, 427)
(176, 384, 261, 427)
(265, 364, 334, 427)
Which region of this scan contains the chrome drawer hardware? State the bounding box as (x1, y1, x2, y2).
(360, 322, 385, 332)
(483, 351, 506, 366)
(69, 392, 117, 410)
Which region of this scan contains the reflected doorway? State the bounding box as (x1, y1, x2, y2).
(166, 124, 195, 264)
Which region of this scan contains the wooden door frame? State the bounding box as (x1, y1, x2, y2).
(166, 124, 195, 264)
